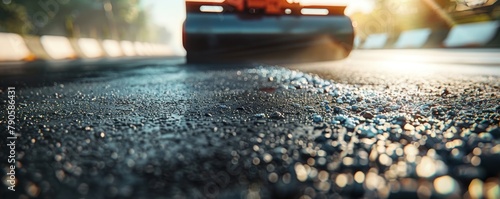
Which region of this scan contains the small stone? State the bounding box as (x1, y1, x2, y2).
(357, 125, 377, 138)
(254, 113, 267, 119)
(404, 124, 415, 131)
(314, 135, 328, 143)
(334, 115, 347, 123)
(269, 111, 285, 119)
(478, 132, 493, 141)
(218, 104, 229, 109)
(313, 114, 323, 123)
(305, 106, 316, 113)
(361, 111, 374, 119)
(488, 128, 500, 139)
(345, 118, 356, 130)
(471, 123, 488, 134)
(441, 88, 451, 97)
(331, 107, 341, 114)
(325, 105, 331, 112)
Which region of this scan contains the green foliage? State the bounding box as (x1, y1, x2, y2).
(0, 0, 162, 42)
(111, 0, 141, 23)
(0, 2, 33, 34)
(350, 0, 451, 38)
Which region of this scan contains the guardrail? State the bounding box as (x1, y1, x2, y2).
(355, 21, 500, 49)
(0, 33, 173, 62)
(2, 20, 498, 63)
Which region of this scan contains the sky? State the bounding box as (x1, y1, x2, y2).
(141, 0, 186, 55)
(140, 0, 375, 55)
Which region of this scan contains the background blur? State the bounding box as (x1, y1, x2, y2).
(0, 0, 187, 55)
(0, 0, 499, 57)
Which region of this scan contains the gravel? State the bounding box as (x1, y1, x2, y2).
(0, 63, 499, 199)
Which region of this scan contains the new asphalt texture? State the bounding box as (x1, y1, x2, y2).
(1, 50, 500, 199)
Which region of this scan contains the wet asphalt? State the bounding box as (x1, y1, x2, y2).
(0, 50, 500, 199)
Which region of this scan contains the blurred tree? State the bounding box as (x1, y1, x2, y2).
(1, 0, 95, 35)
(110, 0, 146, 40)
(349, 0, 451, 38)
(112, 0, 140, 23)
(0, 2, 32, 34)
(0, 0, 161, 42)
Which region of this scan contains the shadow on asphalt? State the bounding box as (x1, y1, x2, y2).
(0, 56, 266, 88)
(0, 53, 355, 89)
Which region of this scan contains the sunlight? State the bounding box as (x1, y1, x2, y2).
(344, 0, 376, 15)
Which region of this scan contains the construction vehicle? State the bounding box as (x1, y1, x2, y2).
(183, 0, 355, 63)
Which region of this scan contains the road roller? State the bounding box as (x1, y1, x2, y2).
(183, 0, 355, 63)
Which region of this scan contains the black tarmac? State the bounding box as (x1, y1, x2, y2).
(1, 50, 499, 199)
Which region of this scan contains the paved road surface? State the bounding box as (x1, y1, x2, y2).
(1, 49, 499, 199)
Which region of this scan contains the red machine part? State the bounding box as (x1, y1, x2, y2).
(244, 0, 298, 14)
(183, 0, 354, 63)
(185, 0, 344, 15)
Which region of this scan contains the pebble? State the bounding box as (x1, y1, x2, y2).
(254, 113, 267, 119)
(8, 65, 500, 199)
(269, 111, 285, 119)
(313, 114, 323, 123)
(489, 127, 500, 139)
(361, 111, 374, 119)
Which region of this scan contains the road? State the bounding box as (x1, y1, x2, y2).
(1, 49, 499, 199)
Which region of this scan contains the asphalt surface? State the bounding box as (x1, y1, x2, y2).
(1, 49, 500, 199)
